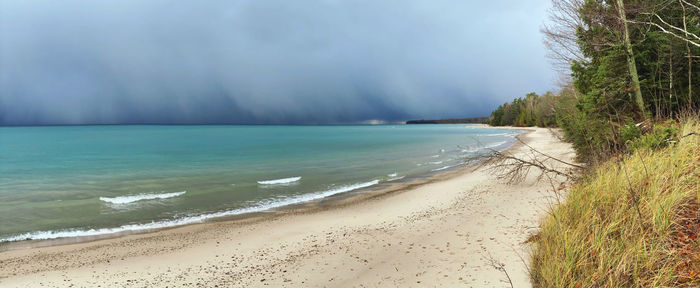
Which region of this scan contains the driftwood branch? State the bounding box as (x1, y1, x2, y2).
(514, 137, 585, 170)
(484, 149, 576, 183)
(465, 140, 582, 184)
(486, 252, 514, 288)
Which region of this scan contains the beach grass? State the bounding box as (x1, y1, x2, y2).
(530, 117, 700, 287)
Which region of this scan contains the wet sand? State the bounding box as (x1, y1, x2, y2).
(0, 126, 575, 287)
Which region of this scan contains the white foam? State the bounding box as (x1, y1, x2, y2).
(387, 176, 405, 181)
(431, 165, 455, 172)
(257, 176, 301, 185)
(486, 141, 507, 149)
(387, 173, 398, 177)
(429, 161, 443, 165)
(461, 141, 509, 154)
(480, 133, 517, 137)
(1, 180, 380, 243)
(431, 154, 440, 158)
(99, 191, 186, 204)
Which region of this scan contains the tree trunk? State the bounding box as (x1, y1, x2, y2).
(616, 0, 646, 117)
(680, 0, 692, 108)
(670, 43, 674, 118)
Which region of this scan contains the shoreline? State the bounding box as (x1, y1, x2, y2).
(0, 165, 477, 252)
(0, 126, 574, 287)
(0, 127, 521, 252)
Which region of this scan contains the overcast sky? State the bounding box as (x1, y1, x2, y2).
(0, 0, 554, 125)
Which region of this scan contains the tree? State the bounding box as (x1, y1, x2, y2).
(490, 105, 505, 126)
(542, 0, 586, 76)
(616, 0, 646, 116)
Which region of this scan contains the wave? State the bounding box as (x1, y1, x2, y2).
(310, 180, 379, 198)
(431, 154, 441, 158)
(431, 165, 456, 172)
(387, 176, 405, 181)
(387, 173, 398, 177)
(481, 133, 508, 136)
(429, 161, 443, 165)
(480, 132, 517, 137)
(461, 141, 509, 154)
(257, 176, 301, 185)
(99, 191, 186, 204)
(0, 180, 380, 243)
(486, 141, 508, 148)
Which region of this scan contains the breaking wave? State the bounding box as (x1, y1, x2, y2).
(99, 191, 186, 204)
(1, 180, 380, 242)
(257, 177, 301, 185)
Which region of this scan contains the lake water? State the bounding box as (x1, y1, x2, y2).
(0, 124, 518, 242)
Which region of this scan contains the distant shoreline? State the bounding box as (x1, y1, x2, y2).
(1, 118, 490, 127)
(405, 117, 489, 124)
(0, 121, 484, 128)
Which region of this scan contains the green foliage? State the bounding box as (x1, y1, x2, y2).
(541, 0, 696, 162)
(619, 117, 641, 144)
(627, 120, 679, 153)
(574, 0, 698, 119)
(526, 0, 700, 286)
(489, 0, 698, 162)
(551, 86, 611, 163)
(489, 92, 558, 128)
(489, 105, 505, 126)
(557, 108, 616, 164)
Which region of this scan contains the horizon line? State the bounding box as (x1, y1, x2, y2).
(0, 116, 490, 128)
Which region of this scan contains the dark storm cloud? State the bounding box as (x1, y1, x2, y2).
(0, 0, 554, 125)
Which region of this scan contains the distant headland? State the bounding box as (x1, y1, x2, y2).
(405, 117, 489, 124)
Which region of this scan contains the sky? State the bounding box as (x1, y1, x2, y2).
(0, 0, 554, 125)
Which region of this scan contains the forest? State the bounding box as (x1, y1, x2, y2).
(490, 0, 698, 163)
(496, 1, 700, 286)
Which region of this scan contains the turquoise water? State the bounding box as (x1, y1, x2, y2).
(0, 125, 518, 242)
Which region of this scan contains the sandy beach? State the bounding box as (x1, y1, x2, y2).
(0, 126, 575, 287)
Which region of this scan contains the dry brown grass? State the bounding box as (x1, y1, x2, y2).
(530, 117, 700, 287)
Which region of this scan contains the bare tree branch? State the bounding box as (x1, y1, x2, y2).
(478, 147, 580, 184)
(628, 18, 700, 48)
(681, 0, 700, 11)
(650, 12, 700, 42)
(464, 133, 583, 184)
(514, 137, 585, 169)
(541, 0, 586, 73)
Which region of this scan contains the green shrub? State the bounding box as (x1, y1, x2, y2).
(628, 120, 679, 153)
(619, 117, 641, 144)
